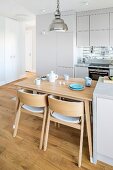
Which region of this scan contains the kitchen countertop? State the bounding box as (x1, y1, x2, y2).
(93, 77, 113, 99)
(75, 63, 113, 69)
(75, 63, 89, 67)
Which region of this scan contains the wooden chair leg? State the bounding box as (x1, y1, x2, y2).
(44, 111, 51, 151)
(78, 116, 84, 167)
(39, 108, 47, 150)
(13, 104, 21, 137)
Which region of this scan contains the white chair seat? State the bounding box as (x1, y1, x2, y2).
(22, 104, 44, 113)
(52, 112, 80, 123)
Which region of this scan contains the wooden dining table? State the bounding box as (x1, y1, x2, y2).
(15, 77, 97, 163)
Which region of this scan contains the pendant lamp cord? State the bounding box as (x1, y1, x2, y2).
(57, 0, 60, 11)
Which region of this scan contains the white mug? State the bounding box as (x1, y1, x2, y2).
(35, 78, 41, 85)
(64, 74, 69, 81)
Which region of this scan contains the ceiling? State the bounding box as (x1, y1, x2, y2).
(1, 0, 113, 20)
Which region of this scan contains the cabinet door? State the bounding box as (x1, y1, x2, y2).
(90, 13, 109, 30)
(77, 31, 89, 47)
(97, 98, 113, 159)
(5, 18, 18, 83)
(110, 30, 113, 46)
(0, 17, 5, 85)
(75, 66, 88, 78)
(90, 30, 109, 46)
(37, 32, 56, 76)
(56, 66, 74, 77)
(62, 15, 74, 32)
(56, 32, 73, 67)
(110, 13, 113, 29)
(77, 16, 89, 31)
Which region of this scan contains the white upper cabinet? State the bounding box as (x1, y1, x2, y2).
(56, 32, 73, 67)
(77, 31, 89, 47)
(77, 16, 89, 31)
(90, 13, 109, 30)
(0, 17, 5, 85)
(90, 13, 109, 46)
(77, 15, 89, 47)
(110, 30, 113, 46)
(62, 15, 74, 32)
(110, 12, 113, 29)
(90, 30, 109, 46)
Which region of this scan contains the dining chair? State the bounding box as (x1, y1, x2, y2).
(13, 89, 48, 150)
(44, 95, 84, 167)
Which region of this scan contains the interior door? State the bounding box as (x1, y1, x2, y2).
(25, 29, 33, 72)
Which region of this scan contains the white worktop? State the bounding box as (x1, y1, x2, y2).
(94, 78, 113, 99)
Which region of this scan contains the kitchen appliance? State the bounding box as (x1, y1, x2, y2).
(88, 63, 110, 80)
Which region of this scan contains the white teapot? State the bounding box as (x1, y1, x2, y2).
(47, 71, 58, 82)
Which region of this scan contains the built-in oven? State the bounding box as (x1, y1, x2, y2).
(88, 63, 110, 80)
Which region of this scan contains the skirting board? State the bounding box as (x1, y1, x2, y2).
(97, 153, 113, 166)
(0, 81, 6, 86)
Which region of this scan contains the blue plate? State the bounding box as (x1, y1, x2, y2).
(69, 84, 85, 91)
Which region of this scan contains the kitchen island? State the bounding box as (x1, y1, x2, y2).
(93, 78, 113, 166)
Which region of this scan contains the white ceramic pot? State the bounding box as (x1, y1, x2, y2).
(47, 71, 58, 82)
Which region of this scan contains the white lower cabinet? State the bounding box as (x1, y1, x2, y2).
(75, 66, 88, 78)
(56, 66, 74, 77)
(96, 97, 113, 166)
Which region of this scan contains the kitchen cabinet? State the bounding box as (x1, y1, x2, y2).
(56, 32, 73, 67)
(62, 15, 74, 32)
(110, 30, 113, 46)
(90, 30, 109, 46)
(77, 15, 89, 47)
(36, 14, 57, 76)
(36, 14, 74, 76)
(110, 68, 113, 76)
(77, 15, 89, 31)
(5, 18, 19, 83)
(93, 81, 113, 166)
(75, 66, 88, 78)
(90, 13, 109, 46)
(97, 98, 113, 162)
(56, 66, 74, 77)
(0, 17, 5, 85)
(77, 31, 89, 47)
(110, 12, 113, 29)
(90, 13, 109, 30)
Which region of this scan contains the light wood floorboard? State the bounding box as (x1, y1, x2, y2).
(0, 76, 113, 170)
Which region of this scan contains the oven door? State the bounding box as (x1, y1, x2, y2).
(89, 69, 109, 80)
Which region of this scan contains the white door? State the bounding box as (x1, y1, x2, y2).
(25, 29, 33, 72)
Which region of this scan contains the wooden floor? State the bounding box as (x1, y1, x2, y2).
(0, 77, 113, 170)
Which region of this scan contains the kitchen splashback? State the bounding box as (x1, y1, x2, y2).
(77, 47, 113, 64)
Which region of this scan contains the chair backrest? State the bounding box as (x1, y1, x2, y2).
(17, 89, 48, 107)
(48, 95, 84, 117)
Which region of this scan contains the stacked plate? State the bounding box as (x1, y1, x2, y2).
(69, 84, 85, 91)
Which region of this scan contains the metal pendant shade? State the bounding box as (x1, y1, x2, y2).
(49, 0, 68, 32)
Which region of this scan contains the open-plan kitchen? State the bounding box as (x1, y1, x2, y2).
(0, 0, 113, 170)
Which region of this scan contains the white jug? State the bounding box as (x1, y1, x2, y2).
(47, 71, 58, 82)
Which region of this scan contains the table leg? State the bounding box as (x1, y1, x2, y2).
(85, 100, 93, 163)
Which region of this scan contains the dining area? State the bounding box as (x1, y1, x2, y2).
(13, 72, 96, 168)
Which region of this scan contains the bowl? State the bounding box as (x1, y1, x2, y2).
(41, 76, 47, 80)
